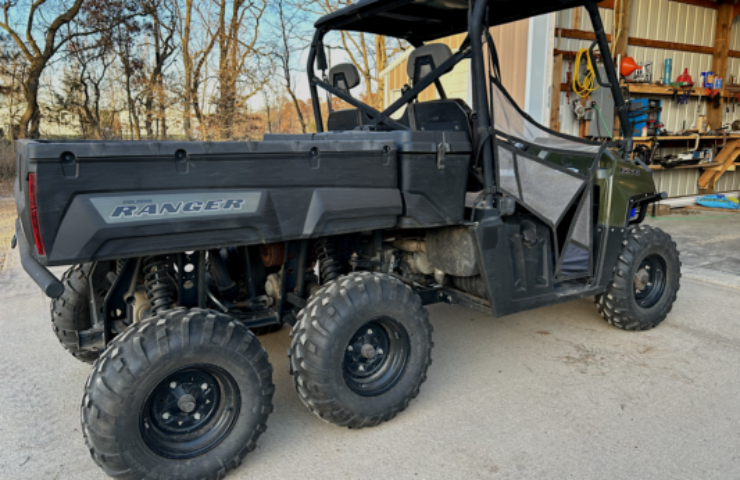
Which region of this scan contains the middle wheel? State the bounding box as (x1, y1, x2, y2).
(289, 272, 433, 429)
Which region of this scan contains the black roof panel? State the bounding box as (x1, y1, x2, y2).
(316, 0, 597, 44)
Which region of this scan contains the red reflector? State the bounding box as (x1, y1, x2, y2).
(28, 173, 45, 256)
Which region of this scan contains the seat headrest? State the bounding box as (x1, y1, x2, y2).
(328, 63, 360, 93)
(407, 44, 453, 84)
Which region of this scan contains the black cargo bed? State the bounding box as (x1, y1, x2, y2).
(15, 132, 471, 266)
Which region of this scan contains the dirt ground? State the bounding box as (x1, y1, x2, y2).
(0, 195, 15, 273)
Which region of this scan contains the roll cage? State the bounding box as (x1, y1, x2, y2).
(307, 0, 633, 213)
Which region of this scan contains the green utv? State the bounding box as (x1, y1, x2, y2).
(12, 0, 679, 478)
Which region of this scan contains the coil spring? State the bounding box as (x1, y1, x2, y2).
(315, 237, 342, 284)
(116, 259, 126, 275)
(143, 256, 176, 314)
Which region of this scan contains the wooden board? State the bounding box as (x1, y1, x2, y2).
(698, 138, 740, 192)
(550, 54, 563, 133)
(709, 1, 734, 129)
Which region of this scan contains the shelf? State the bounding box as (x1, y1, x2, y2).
(622, 135, 740, 141)
(627, 84, 736, 98)
(648, 162, 740, 171)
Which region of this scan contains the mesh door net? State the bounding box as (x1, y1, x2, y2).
(491, 79, 601, 155)
(490, 79, 598, 278)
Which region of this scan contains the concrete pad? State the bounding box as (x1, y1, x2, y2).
(1, 223, 739, 479)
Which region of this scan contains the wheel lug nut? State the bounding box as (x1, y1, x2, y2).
(170, 382, 177, 389)
(201, 383, 208, 391)
(358, 365, 365, 372)
(367, 328, 373, 335)
(377, 348, 383, 355)
(163, 412, 170, 419)
(194, 413, 201, 420)
(347, 345, 353, 351)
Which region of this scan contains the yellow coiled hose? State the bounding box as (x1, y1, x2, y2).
(572, 48, 598, 98)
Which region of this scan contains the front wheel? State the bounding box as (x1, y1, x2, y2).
(595, 225, 681, 331)
(289, 272, 433, 429)
(81, 308, 274, 480)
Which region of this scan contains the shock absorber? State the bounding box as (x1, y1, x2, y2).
(143, 256, 177, 314)
(315, 237, 342, 284)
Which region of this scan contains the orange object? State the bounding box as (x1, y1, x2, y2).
(620, 56, 642, 77)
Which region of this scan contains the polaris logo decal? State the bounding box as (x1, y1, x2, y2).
(90, 191, 261, 224)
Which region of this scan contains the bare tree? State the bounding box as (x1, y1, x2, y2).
(268, 0, 308, 133)
(139, 0, 177, 139)
(307, 1, 407, 108)
(56, 38, 114, 139)
(0, 0, 137, 138)
(173, 0, 216, 139)
(214, 0, 268, 140)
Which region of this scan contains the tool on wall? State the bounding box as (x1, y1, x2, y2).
(631, 61, 652, 83)
(572, 48, 598, 97)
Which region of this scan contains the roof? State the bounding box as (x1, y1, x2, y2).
(315, 0, 599, 44)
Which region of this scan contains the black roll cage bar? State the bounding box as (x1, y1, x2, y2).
(307, 0, 633, 212)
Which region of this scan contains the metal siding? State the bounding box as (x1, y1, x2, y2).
(653, 168, 700, 197)
(716, 170, 740, 192)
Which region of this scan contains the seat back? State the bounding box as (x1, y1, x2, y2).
(407, 44, 453, 85)
(328, 63, 360, 94)
(407, 99, 471, 137)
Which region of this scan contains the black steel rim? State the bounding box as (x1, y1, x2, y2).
(140, 364, 240, 459)
(343, 317, 410, 397)
(633, 253, 667, 309)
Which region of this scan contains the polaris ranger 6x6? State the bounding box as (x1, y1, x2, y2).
(12, 0, 680, 478)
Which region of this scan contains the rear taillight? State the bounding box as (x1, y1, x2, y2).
(28, 173, 45, 256)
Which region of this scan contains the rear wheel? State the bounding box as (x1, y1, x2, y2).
(289, 272, 433, 429)
(81, 308, 274, 480)
(595, 225, 681, 331)
(50, 264, 100, 364)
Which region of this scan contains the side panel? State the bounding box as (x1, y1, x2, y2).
(473, 216, 624, 318)
(23, 140, 402, 265)
(595, 149, 657, 226)
(396, 152, 469, 227)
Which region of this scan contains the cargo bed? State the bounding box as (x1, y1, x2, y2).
(15, 131, 471, 266)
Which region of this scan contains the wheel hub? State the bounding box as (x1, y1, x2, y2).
(140, 365, 240, 459)
(177, 394, 197, 413)
(343, 318, 410, 397)
(361, 344, 377, 359)
(633, 254, 667, 308)
(633, 268, 650, 292)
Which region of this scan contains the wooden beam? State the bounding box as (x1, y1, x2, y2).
(556, 28, 713, 55)
(698, 139, 740, 192)
(555, 28, 606, 42)
(613, 0, 631, 137)
(628, 37, 713, 55)
(551, 54, 563, 132)
(614, 0, 632, 58)
(708, 1, 733, 129)
(599, 0, 615, 9)
(572, 7, 582, 30)
(670, 0, 719, 10)
(734, 1, 740, 19)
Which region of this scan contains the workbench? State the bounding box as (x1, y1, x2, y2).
(632, 136, 740, 192)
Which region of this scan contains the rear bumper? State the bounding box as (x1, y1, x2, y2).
(14, 218, 64, 298)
